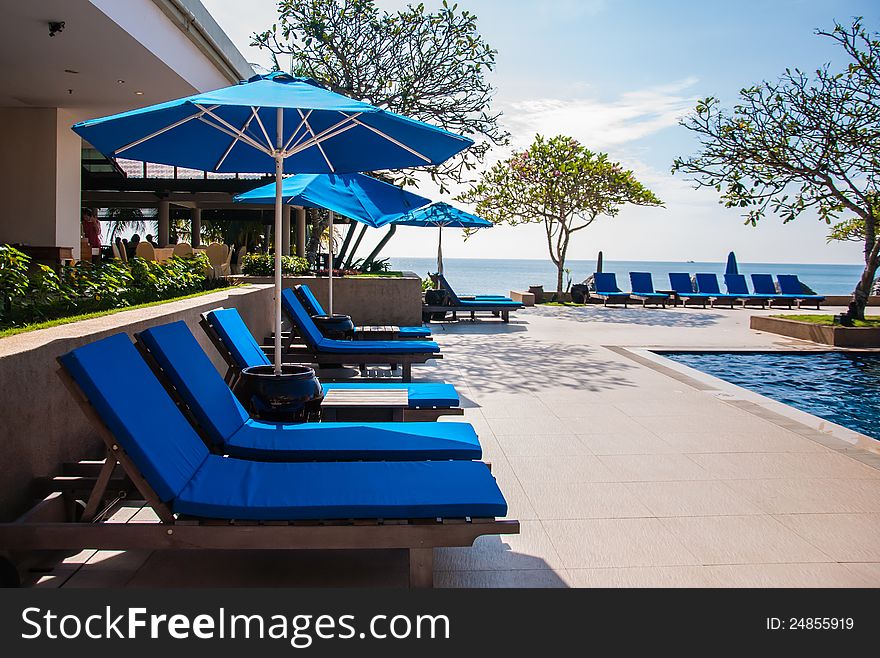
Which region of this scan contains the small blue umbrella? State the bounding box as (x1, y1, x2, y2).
(395, 202, 493, 275)
(236, 174, 432, 312)
(73, 72, 471, 372)
(726, 251, 739, 276)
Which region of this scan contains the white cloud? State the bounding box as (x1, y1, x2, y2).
(501, 77, 699, 150)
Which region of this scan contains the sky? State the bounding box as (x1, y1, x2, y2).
(201, 0, 879, 265)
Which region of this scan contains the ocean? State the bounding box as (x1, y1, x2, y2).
(388, 257, 867, 296)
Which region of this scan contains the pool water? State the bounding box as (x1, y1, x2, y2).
(661, 352, 880, 440)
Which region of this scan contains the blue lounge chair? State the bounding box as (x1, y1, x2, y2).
(592, 273, 632, 307)
(137, 322, 479, 461)
(723, 274, 773, 308)
(433, 273, 513, 301)
(200, 307, 462, 421)
(777, 275, 825, 309)
(751, 274, 799, 308)
(628, 272, 669, 307)
(425, 273, 522, 322)
(29, 334, 517, 588)
(281, 289, 441, 381)
(694, 273, 742, 308)
(668, 273, 713, 308)
(295, 284, 431, 340)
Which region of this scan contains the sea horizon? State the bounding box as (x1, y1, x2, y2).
(388, 256, 867, 296)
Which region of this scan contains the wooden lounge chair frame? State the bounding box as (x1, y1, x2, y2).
(424, 274, 522, 323)
(0, 367, 518, 588)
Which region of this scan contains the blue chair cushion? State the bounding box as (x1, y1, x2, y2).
(281, 288, 327, 349)
(629, 272, 659, 295)
(321, 382, 459, 408)
(138, 322, 250, 446)
(393, 326, 432, 338)
(59, 334, 209, 502)
(593, 272, 623, 294)
(315, 337, 440, 354)
(751, 274, 781, 296)
(225, 420, 481, 461)
(174, 458, 508, 520)
(777, 275, 825, 300)
(456, 299, 522, 308)
(205, 308, 271, 371)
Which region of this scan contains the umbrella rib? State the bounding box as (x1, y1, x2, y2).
(195, 104, 273, 156)
(345, 114, 432, 164)
(113, 105, 220, 156)
(283, 111, 312, 152)
(216, 109, 260, 170)
(286, 112, 364, 156)
(250, 107, 274, 153)
(296, 109, 334, 172)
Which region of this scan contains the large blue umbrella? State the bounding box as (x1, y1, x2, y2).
(235, 173, 432, 312)
(73, 72, 471, 372)
(395, 202, 492, 275)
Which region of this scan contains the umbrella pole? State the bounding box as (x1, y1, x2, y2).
(273, 109, 284, 375)
(437, 225, 443, 276)
(328, 211, 334, 315)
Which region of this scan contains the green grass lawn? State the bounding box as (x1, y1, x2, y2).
(353, 271, 404, 278)
(0, 287, 238, 339)
(773, 314, 880, 328)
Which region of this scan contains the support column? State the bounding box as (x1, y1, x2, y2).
(295, 206, 306, 257)
(158, 199, 170, 247)
(191, 207, 202, 247)
(282, 205, 292, 256)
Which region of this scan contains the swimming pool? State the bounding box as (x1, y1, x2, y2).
(659, 351, 880, 441)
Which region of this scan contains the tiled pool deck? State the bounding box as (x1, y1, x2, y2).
(38, 304, 880, 588)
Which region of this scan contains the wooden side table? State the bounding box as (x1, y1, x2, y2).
(356, 325, 400, 341)
(321, 388, 409, 422)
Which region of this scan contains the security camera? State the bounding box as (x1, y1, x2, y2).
(48, 21, 65, 37)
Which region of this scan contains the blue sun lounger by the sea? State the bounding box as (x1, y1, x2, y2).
(136, 322, 479, 461)
(628, 272, 669, 307)
(694, 273, 742, 308)
(591, 272, 632, 307)
(751, 274, 801, 308)
(200, 307, 463, 421)
(295, 283, 431, 340)
(723, 274, 774, 308)
(423, 273, 522, 322)
(668, 273, 713, 308)
(777, 274, 825, 309)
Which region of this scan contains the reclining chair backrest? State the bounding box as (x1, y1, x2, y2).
(751, 274, 778, 295)
(204, 308, 271, 372)
(668, 272, 696, 294)
(295, 284, 326, 317)
(138, 322, 251, 448)
(629, 272, 655, 294)
(593, 272, 621, 293)
(777, 274, 805, 296)
(695, 273, 723, 295)
(281, 288, 328, 349)
(434, 273, 462, 305)
(724, 273, 751, 296)
(59, 334, 209, 502)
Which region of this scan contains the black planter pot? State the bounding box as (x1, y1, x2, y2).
(233, 365, 323, 423)
(312, 314, 356, 340)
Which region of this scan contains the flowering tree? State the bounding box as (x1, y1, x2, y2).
(673, 18, 880, 320)
(459, 135, 663, 296)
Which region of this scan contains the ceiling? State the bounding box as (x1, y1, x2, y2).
(0, 0, 203, 112)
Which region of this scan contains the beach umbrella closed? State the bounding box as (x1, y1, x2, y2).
(726, 251, 739, 276)
(395, 202, 492, 275)
(73, 72, 472, 372)
(597, 251, 604, 274)
(235, 173, 432, 312)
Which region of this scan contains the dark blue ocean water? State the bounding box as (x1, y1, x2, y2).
(389, 258, 866, 296)
(662, 352, 880, 441)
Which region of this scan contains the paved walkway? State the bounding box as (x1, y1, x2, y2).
(41, 304, 880, 588)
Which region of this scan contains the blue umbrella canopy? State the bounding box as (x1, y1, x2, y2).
(72, 73, 473, 174)
(72, 72, 471, 373)
(235, 173, 431, 228)
(726, 251, 739, 276)
(395, 202, 493, 274)
(395, 202, 493, 228)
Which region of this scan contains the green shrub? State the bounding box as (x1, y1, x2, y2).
(0, 245, 220, 331)
(241, 252, 309, 277)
